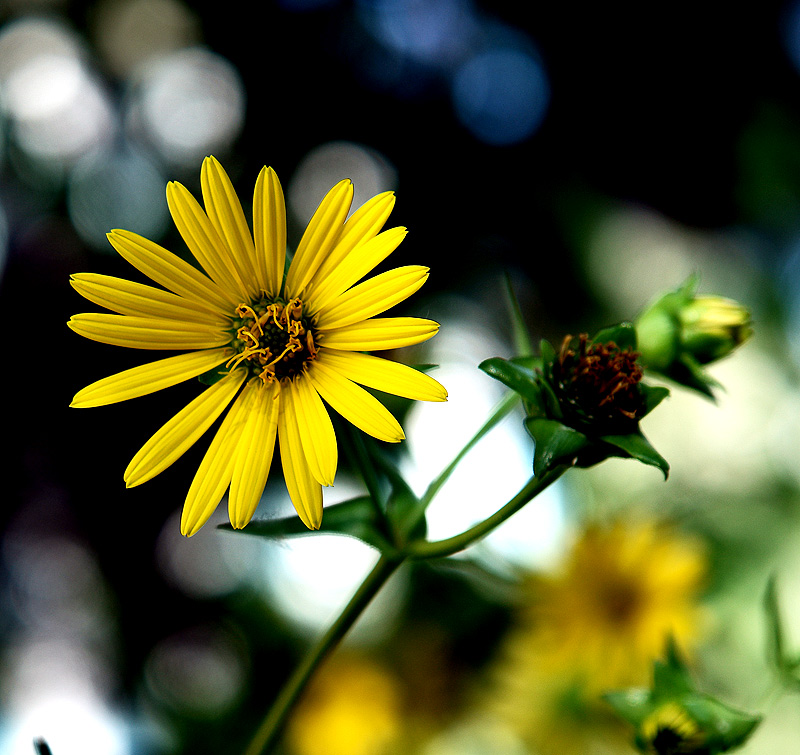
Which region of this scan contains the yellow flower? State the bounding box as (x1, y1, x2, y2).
(520, 520, 706, 692)
(479, 520, 706, 755)
(69, 157, 447, 535)
(286, 655, 402, 755)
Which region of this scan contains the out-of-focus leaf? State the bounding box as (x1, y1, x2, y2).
(504, 272, 534, 358)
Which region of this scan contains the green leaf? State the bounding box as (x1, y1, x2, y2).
(525, 418, 592, 477)
(601, 431, 670, 478)
(217, 496, 395, 553)
(593, 321, 638, 350)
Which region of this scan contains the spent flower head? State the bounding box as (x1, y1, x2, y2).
(69, 156, 447, 536)
(635, 276, 752, 398)
(481, 322, 669, 478)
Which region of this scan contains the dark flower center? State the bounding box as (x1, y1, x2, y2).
(228, 297, 318, 382)
(644, 704, 707, 755)
(552, 334, 645, 432)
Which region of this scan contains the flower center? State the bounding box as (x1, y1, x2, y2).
(553, 333, 645, 432)
(227, 297, 318, 383)
(642, 704, 704, 755)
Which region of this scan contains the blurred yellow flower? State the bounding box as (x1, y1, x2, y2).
(479, 520, 707, 755)
(69, 156, 446, 535)
(526, 520, 706, 691)
(286, 656, 402, 755)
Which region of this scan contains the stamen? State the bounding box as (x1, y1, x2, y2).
(229, 297, 317, 382)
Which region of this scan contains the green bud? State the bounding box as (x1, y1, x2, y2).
(605, 644, 761, 755)
(679, 296, 752, 364)
(635, 277, 752, 398)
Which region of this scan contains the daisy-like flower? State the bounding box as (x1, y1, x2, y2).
(69, 157, 447, 536)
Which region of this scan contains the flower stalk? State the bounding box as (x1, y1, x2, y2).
(243, 553, 405, 755)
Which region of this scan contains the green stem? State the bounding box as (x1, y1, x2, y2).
(407, 467, 565, 560)
(243, 554, 404, 755)
(421, 391, 520, 509)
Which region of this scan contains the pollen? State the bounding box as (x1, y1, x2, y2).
(228, 297, 318, 383)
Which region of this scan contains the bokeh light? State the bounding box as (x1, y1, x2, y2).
(91, 0, 201, 78)
(287, 141, 397, 226)
(144, 626, 247, 718)
(0, 17, 115, 165)
(67, 146, 168, 249)
(451, 46, 549, 146)
(126, 47, 245, 167)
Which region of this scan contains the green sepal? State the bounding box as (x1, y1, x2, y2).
(640, 383, 671, 415)
(479, 357, 545, 415)
(217, 496, 396, 554)
(592, 321, 638, 350)
(525, 417, 593, 477)
(198, 365, 231, 386)
(600, 431, 670, 479)
(539, 337, 556, 365)
(681, 696, 761, 753)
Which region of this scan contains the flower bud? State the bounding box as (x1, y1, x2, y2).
(605, 644, 761, 755)
(635, 278, 751, 398)
(679, 296, 752, 364)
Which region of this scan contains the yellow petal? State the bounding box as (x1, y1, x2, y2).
(107, 229, 234, 312)
(201, 156, 260, 299)
(308, 360, 404, 443)
(180, 380, 254, 536)
(288, 372, 338, 487)
(167, 180, 249, 300)
(278, 395, 323, 529)
(317, 317, 440, 351)
(318, 349, 447, 402)
(124, 369, 247, 488)
(305, 227, 407, 313)
(71, 348, 231, 408)
(253, 165, 286, 297)
(68, 313, 230, 350)
(285, 179, 353, 297)
(70, 273, 230, 326)
(229, 379, 281, 529)
(314, 266, 429, 330)
(306, 190, 396, 301)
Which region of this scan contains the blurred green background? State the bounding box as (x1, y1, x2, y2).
(2, 0, 800, 753)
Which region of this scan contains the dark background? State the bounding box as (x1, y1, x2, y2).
(2, 1, 799, 753)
